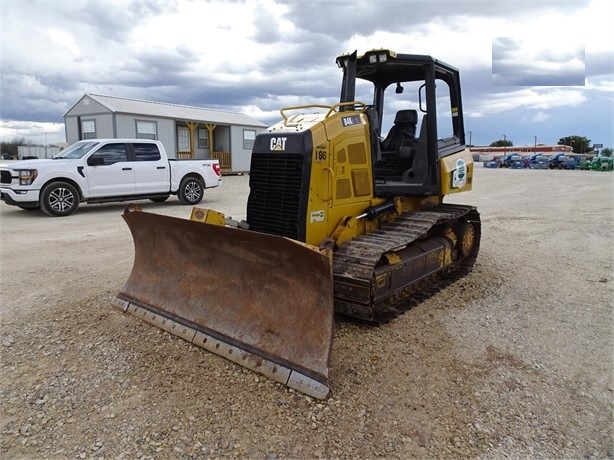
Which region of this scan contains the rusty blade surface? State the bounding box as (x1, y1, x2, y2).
(117, 209, 334, 390)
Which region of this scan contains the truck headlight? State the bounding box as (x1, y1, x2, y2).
(19, 169, 38, 185)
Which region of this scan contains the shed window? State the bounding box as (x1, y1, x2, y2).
(177, 127, 190, 151)
(82, 120, 96, 140)
(198, 129, 209, 149)
(243, 129, 256, 150)
(136, 121, 157, 140)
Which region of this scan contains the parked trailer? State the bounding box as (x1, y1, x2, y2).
(546, 153, 579, 170)
(17, 145, 62, 160)
(598, 157, 613, 171)
(521, 153, 547, 169)
(497, 153, 523, 168)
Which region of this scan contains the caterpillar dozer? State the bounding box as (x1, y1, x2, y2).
(113, 49, 481, 399)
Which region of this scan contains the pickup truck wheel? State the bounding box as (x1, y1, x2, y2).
(40, 181, 79, 217)
(178, 177, 204, 205)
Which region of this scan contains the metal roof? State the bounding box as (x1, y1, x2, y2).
(70, 93, 267, 127)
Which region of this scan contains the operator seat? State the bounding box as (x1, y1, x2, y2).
(380, 109, 418, 154)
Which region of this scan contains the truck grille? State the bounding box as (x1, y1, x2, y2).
(247, 153, 305, 240)
(0, 170, 12, 184)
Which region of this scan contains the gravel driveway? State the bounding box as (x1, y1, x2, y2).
(1, 167, 612, 459)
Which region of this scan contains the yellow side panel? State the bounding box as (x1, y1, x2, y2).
(304, 111, 382, 246)
(439, 148, 474, 195)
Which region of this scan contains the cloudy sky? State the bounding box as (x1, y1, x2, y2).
(1, 0, 612, 149)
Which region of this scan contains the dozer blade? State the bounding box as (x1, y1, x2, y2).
(113, 208, 334, 399)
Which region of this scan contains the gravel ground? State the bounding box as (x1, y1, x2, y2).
(1, 167, 612, 459)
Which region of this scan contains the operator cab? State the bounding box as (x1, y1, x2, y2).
(337, 49, 466, 197)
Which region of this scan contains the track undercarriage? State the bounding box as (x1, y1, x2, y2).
(333, 204, 481, 324)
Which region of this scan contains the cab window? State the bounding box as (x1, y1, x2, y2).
(89, 143, 128, 165)
(133, 143, 161, 161)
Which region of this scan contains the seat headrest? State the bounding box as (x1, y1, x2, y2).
(394, 109, 418, 124)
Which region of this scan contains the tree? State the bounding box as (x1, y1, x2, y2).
(601, 147, 613, 157)
(490, 139, 513, 147)
(558, 135, 593, 154)
(12, 137, 35, 145)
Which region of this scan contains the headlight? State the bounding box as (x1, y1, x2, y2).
(18, 169, 38, 186)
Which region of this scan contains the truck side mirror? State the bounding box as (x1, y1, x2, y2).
(88, 156, 105, 166)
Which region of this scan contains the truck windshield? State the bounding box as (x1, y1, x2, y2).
(53, 141, 100, 159)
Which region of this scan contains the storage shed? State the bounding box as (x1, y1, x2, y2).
(63, 93, 268, 173)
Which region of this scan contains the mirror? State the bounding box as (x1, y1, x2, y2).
(88, 156, 105, 166)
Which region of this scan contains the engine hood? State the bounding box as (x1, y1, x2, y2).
(0, 158, 75, 169)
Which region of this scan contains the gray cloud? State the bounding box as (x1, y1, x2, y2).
(0, 0, 611, 148)
(492, 37, 586, 86)
(279, 1, 590, 39)
(586, 50, 614, 78)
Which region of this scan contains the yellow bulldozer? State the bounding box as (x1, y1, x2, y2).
(113, 49, 481, 399)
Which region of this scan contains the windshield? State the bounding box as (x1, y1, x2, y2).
(53, 141, 100, 159)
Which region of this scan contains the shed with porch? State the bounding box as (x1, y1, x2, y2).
(63, 93, 267, 173)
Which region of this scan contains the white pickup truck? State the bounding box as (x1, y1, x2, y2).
(0, 139, 221, 216)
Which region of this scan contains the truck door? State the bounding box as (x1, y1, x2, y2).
(86, 142, 136, 197)
(130, 142, 170, 194)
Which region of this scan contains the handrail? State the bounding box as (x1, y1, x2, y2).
(325, 101, 368, 118)
(279, 105, 332, 123)
(279, 102, 368, 124)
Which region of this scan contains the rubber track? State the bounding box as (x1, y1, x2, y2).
(333, 203, 481, 324)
